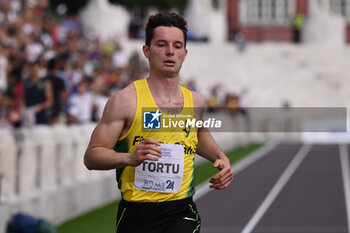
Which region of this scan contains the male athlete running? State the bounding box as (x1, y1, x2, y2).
(84, 12, 233, 233)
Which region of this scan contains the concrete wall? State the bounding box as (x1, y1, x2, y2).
(0, 124, 119, 233)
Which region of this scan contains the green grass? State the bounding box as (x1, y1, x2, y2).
(58, 201, 119, 233)
(58, 143, 262, 233)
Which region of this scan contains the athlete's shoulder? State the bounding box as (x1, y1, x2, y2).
(110, 82, 136, 104)
(102, 82, 136, 122)
(191, 90, 206, 108)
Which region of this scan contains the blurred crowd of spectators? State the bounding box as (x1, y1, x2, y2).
(0, 0, 148, 130)
(0, 0, 250, 131)
(206, 82, 249, 114)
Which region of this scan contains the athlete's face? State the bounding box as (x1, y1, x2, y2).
(143, 26, 187, 78)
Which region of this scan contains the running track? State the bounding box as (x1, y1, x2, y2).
(194, 143, 350, 233)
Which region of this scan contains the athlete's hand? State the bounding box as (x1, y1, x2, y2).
(126, 138, 162, 167)
(209, 158, 233, 190)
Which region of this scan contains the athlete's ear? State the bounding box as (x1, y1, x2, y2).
(143, 45, 150, 59)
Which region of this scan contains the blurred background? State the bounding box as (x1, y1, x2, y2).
(0, 0, 349, 232)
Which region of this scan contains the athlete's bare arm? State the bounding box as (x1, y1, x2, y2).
(192, 91, 234, 190)
(84, 84, 162, 170)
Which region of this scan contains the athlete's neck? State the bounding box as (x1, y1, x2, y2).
(147, 76, 183, 108)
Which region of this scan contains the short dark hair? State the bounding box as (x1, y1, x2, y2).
(145, 12, 188, 47)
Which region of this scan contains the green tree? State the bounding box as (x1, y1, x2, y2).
(49, 0, 89, 15)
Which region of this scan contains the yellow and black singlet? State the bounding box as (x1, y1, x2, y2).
(114, 78, 198, 202)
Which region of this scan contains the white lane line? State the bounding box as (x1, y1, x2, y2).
(241, 144, 312, 233)
(340, 144, 350, 233)
(194, 141, 278, 201)
(202, 225, 348, 233)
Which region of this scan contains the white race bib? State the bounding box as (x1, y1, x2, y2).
(134, 143, 184, 193)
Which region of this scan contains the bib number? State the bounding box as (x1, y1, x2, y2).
(134, 143, 184, 193)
